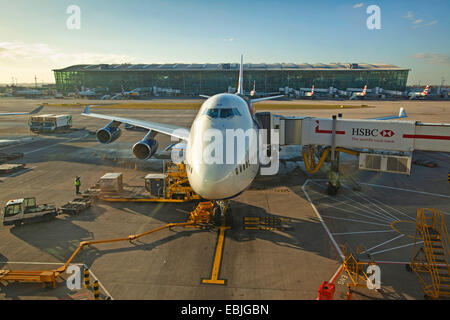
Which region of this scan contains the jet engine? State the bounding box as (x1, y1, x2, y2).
(132, 131, 159, 160)
(96, 122, 122, 144)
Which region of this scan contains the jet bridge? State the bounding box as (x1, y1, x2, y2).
(256, 111, 450, 178)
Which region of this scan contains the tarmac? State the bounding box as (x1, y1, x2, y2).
(0, 97, 448, 300)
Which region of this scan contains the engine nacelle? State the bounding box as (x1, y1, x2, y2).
(133, 138, 158, 160)
(96, 126, 122, 144)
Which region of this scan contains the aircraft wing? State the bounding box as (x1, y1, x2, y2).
(0, 105, 43, 116)
(82, 106, 190, 141)
(250, 95, 285, 103)
(0, 112, 30, 116)
(368, 107, 408, 120)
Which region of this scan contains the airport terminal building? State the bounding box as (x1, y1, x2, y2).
(53, 62, 410, 95)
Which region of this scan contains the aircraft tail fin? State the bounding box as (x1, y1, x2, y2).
(83, 106, 91, 115)
(30, 105, 43, 114)
(250, 80, 256, 97)
(369, 107, 408, 120)
(237, 55, 244, 95)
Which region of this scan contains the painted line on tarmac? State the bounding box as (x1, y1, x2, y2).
(302, 179, 345, 261)
(346, 189, 400, 222)
(329, 264, 344, 284)
(307, 189, 395, 223)
(23, 134, 89, 156)
(360, 183, 450, 199)
(332, 230, 396, 236)
(86, 266, 114, 300)
(311, 199, 394, 224)
(0, 166, 37, 179)
(361, 234, 405, 254)
(319, 215, 390, 227)
(0, 138, 38, 151)
(370, 241, 423, 256)
(0, 261, 77, 265)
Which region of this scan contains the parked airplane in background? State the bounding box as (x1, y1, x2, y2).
(304, 85, 315, 98)
(13, 89, 44, 98)
(409, 85, 430, 100)
(76, 88, 97, 98)
(249, 81, 280, 98)
(250, 81, 257, 97)
(121, 85, 140, 98)
(82, 56, 284, 214)
(0, 105, 43, 116)
(349, 85, 367, 100)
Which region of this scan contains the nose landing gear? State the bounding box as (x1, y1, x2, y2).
(215, 200, 230, 216)
(188, 200, 232, 229)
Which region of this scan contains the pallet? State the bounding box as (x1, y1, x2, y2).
(0, 163, 25, 174)
(0, 153, 24, 164)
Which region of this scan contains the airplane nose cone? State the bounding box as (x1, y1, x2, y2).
(189, 164, 236, 200)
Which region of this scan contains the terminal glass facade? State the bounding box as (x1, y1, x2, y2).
(54, 67, 409, 95)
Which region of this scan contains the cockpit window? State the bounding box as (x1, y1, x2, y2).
(206, 108, 220, 118)
(204, 108, 241, 119)
(220, 109, 233, 118)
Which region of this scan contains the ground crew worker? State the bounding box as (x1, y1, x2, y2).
(75, 176, 81, 195)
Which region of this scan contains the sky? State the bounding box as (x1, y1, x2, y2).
(0, 0, 449, 85)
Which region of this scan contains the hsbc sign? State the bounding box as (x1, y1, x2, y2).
(352, 128, 396, 138)
(301, 118, 416, 152)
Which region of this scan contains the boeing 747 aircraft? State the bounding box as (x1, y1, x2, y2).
(82, 56, 284, 214)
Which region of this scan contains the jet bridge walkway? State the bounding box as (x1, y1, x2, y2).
(257, 111, 450, 193)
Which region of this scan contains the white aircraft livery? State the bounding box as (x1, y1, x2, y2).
(83, 56, 284, 206)
(349, 85, 367, 100)
(409, 85, 430, 100)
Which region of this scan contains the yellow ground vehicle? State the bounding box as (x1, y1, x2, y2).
(87, 162, 200, 203)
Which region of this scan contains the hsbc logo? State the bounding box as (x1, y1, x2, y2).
(352, 128, 395, 138)
(380, 129, 395, 137)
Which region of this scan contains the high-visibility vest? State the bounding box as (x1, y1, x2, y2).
(74, 179, 80, 186)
